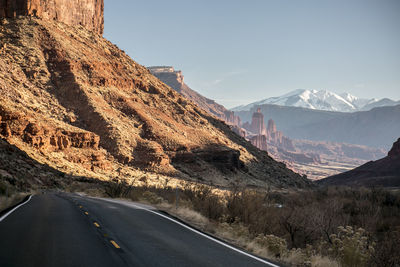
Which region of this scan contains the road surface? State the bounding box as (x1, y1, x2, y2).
(0, 192, 280, 267)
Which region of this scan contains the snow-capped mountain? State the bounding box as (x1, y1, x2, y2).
(232, 89, 399, 112)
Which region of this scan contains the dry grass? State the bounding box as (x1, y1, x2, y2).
(158, 203, 210, 230)
(311, 255, 340, 267)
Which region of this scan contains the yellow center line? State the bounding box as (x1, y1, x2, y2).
(93, 222, 100, 227)
(110, 240, 120, 249)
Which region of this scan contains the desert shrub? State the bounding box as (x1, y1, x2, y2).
(285, 248, 310, 267)
(225, 190, 267, 224)
(0, 177, 14, 196)
(219, 219, 249, 239)
(0, 178, 7, 195)
(311, 255, 339, 267)
(369, 230, 400, 267)
(320, 226, 374, 267)
(254, 234, 287, 258)
(104, 178, 133, 198)
(186, 185, 225, 220)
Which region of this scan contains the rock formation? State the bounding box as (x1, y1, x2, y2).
(250, 135, 268, 151)
(0, 0, 104, 34)
(148, 66, 242, 128)
(243, 111, 296, 155)
(0, 106, 111, 172)
(267, 119, 277, 133)
(0, 16, 310, 188)
(266, 119, 295, 151)
(250, 108, 267, 135)
(242, 109, 325, 177)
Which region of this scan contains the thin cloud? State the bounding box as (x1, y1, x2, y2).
(204, 70, 248, 87)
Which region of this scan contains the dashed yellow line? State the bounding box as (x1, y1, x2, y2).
(110, 240, 120, 249)
(94, 222, 100, 228)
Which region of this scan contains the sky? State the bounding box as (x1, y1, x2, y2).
(104, 0, 400, 108)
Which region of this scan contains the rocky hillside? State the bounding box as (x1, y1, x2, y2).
(0, 17, 309, 188)
(319, 138, 400, 187)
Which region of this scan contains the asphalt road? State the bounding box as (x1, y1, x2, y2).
(0, 192, 280, 267)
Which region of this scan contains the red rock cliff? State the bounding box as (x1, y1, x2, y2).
(0, 0, 104, 34)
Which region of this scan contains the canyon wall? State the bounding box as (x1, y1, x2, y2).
(0, 0, 104, 34)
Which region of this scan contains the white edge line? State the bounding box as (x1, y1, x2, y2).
(93, 197, 280, 267)
(0, 195, 33, 222)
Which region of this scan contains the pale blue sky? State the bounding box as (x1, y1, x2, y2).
(104, 0, 400, 108)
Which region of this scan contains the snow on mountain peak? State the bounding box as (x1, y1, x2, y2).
(231, 89, 399, 112)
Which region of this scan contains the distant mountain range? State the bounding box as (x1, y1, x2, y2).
(232, 89, 400, 113)
(234, 104, 400, 149)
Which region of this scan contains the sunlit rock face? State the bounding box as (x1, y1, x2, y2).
(0, 0, 104, 34)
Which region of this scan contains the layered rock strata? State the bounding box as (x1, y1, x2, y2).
(0, 0, 104, 34)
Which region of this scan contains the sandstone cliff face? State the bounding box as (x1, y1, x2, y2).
(0, 0, 104, 34)
(0, 17, 309, 188)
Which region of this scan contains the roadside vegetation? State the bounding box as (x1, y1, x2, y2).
(101, 179, 400, 267)
(2, 173, 399, 266)
(0, 175, 29, 211)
